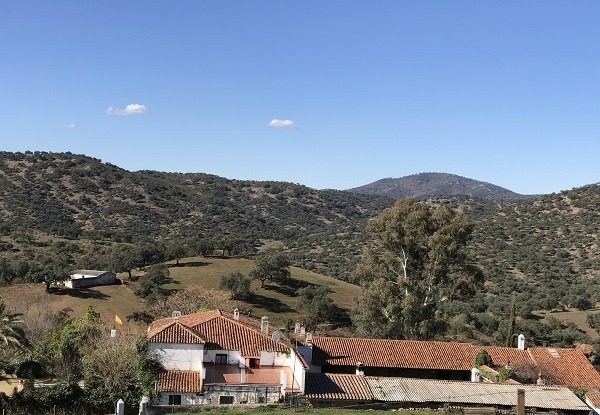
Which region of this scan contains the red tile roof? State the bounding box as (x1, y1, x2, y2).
(586, 392, 600, 407)
(311, 336, 600, 389)
(529, 347, 600, 388)
(305, 373, 373, 401)
(156, 370, 202, 393)
(148, 321, 205, 344)
(312, 337, 475, 370)
(149, 310, 288, 357)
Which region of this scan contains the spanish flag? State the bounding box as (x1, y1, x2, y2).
(115, 314, 123, 326)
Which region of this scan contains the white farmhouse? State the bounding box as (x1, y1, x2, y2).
(65, 270, 116, 289)
(147, 309, 306, 407)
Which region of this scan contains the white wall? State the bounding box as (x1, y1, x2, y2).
(203, 349, 242, 365)
(157, 393, 197, 405)
(261, 351, 288, 366)
(149, 343, 204, 371)
(297, 345, 321, 373)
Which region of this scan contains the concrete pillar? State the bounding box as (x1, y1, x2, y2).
(517, 389, 525, 415)
(138, 396, 149, 415)
(116, 399, 125, 415)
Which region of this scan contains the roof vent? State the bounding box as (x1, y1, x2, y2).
(261, 316, 269, 334)
(233, 308, 240, 321)
(172, 311, 182, 321)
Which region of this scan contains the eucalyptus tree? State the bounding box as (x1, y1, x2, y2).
(352, 199, 482, 339)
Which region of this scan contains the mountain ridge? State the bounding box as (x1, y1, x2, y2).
(348, 172, 533, 200)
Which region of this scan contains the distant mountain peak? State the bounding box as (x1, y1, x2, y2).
(348, 172, 531, 200)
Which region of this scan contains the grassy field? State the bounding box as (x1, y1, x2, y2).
(126, 256, 362, 325)
(535, 308, 599, 340)
(0, 256, 362, 328)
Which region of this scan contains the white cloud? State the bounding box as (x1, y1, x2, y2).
(65, 123, 77, 129)
(106, 103, 149, 116)
(268, 118, 296, 129)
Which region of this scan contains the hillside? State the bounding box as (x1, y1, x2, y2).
(349, 172, 531, 200)
(0, 151, 393, 276)
(1, 151, 600, 345)
(0, 256, 361, 329)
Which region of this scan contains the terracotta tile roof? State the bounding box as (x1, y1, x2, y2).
(305, 373, 373, 401)
(148, 321, 205, 344)
(156, 370, 202, 393)
(477, 346, 532, 370)
(311, 336, 600, 389)
(586, 392, 600, 407)
(148, 309, 288, 357)
(312, 336, 475, 370)
(529, 347, 600, 388)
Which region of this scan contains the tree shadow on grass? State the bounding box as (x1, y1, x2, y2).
(171, 261, 211, 268)
(246, 293, 294, 313)
(51, 287, 110, 300)
(264, 278, 311, 297)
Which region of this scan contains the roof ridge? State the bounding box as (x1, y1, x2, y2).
(214, 313, 285, 346)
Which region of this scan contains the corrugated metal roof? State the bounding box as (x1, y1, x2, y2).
(365, 377, 588, 411)
(305, 373, 373, 401)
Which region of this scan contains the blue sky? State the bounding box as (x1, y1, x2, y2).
(1, 1, 599, 194)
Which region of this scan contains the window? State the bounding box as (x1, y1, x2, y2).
(219, 395, 234, 405)
(215, 353, 227, 364)
(248, 358, 260, 368)
(168, 395, 181, 405)
(258, 396, 266, 404)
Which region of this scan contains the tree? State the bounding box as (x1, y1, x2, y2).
(150, 286, 233, 317)
(166, 241, 187, 265)
(0, 298, 30, 352)
(297, 285, 335, 329)
(83, 334, 160, 414)
(250, 252, 290, 288)
(0, 258, 30, 284)
(506, 295, 516, 347)
(219, 272, 251, 300)
(108, 246, 138, 279)
(193, 238, 214, 257)
(352, 199, 482, 340)
(27, 254, 72, 293)
(135, 264, 173, 304)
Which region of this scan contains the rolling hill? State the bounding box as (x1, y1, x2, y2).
(348, 172, 531, 200)
(1, 151, 599, 344)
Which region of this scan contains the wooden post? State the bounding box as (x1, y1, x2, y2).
(517, 389, 525, 415)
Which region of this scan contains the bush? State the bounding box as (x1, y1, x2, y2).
(474, 350, 493, 368)
(16, 360, 45, 379)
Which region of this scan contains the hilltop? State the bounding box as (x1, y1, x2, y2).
(348, 172, 531, 200)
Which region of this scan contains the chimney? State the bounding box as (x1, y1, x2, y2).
(172, 310, 182, 321)
(261, 316, 269, 334)
(294, 321, 301, 334)
(536, 373, 544, 385)
(356, 362, 365, 376)
(306, 332, 313, 346)
(110, 329, 117, 338)
(517, 334, 525, 350)
(471, 368, 480, 382)
(233, 308, 240, 321)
